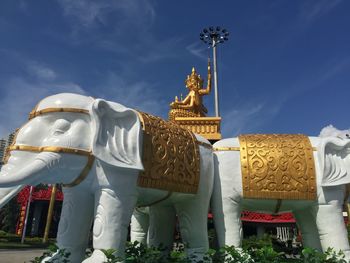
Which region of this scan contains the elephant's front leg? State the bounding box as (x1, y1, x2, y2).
(43, 186, 94, 263)
(175, 198, 210, 262)
(293, 208, 322, 251)
(213, 194, 242, 248)
(84, 188, 137, 263)
(130, 207, 150, 244)
(148, 205, 176, 252)
(211, 164, 243, 248)
(316, 202, 350, 259)
(82, 161, 139, 263)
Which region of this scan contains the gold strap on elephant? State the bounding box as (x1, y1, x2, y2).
(213, 147, 240, 151)
(3, 106, 94, 187)
(63, 155, 95, 187)
(29, 107, 90, 120)
(8, 145, 92, 156)
(6, 145, 95, 188)
(213, 146, 318, 151)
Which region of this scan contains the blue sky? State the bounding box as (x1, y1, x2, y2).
(0, 0, 349, 139)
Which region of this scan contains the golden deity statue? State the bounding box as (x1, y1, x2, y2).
(169, 60, 211, 121)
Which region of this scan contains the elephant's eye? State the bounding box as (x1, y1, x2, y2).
(52, 119, 71, 135)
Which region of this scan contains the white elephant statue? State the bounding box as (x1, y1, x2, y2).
(211, 132, 350, 260)
(130, 207, 150, 245)
(0, 93, 214, 263)
(130, 206, 178, 247)
(0, 185, 23, 208)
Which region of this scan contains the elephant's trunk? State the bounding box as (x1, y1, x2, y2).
(0, 185, 24, 208)
(0, 159, 48, 187)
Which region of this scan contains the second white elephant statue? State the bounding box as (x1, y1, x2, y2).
(0, 93, 214, 263)
(211, 133, 350, 260)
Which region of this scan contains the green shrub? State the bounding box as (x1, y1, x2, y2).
(242, 234, 273, 250)
(30, 242, 349, 263)
(29, 244, 70, 263)
(301, 247, 346, 263)
(0, 230, 8, 236)
(0, 197, 19, 233)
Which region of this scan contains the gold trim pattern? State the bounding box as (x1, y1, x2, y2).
(8, 145, 92, 156)
(214, 146, 318, 152)
(137, 112, 200, 194)
(239, 134, 317, 200)
(7, 144, 94, 188)
(62, 155, 95, 187)
(29, 108, 89, 119)
(4, 107, 91, 164)
(4, 106, 94, 188)
(174, 117, 221, 140)
(213, 147, 240, 151)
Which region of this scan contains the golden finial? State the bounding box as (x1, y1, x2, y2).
(185, 66, 203, 88)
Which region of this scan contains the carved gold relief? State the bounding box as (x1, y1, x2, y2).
(137, 112, 200, 194)
(239, 134, 316, 200)
(174, 117, 221, 140)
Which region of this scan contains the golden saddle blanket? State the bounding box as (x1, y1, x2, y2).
(239, 134, 316, 200)
(137, 112, 200, 194)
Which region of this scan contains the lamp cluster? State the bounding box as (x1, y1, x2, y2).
(200, 26, 229, 46)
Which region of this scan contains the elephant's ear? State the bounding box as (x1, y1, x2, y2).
(319, 137, 350, 186)
(91, 99, 144, 171)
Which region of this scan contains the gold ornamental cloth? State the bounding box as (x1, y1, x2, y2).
(239, 134, 316, 200)
(137, 112, 200, 194)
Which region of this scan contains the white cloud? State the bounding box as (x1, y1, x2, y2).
(0, 50, 87, 138)
(57, 0, 155, 30)
(0, 76, 85, 139)
(94, 72, 167, 117)
(137, 37, 183, 63)
(221, 101, 282, 137)
(0, 67, 166, 139)
(58, 0, 110, 27)
(286, 56, 350, 99)
(298, 0, 343, 25)
(56, 0, 178, 64)
(27, 61, 57, 81)
(186, 42, 208, 60)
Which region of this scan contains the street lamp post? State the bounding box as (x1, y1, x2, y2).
(200, 26, 229, 117)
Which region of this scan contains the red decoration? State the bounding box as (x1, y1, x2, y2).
(17, 186, 64, 204)
(208, 211, 295, 223)
(15, 186, 64, 234)
(241, 211, 295, 223)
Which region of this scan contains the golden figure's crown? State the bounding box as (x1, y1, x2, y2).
(185, 67, 203, 88)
